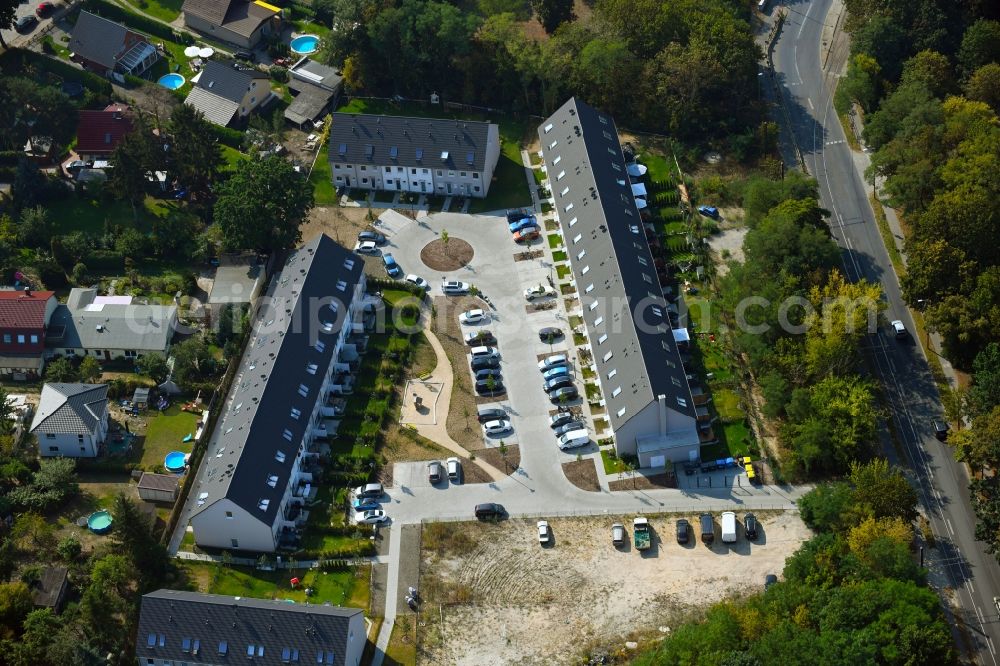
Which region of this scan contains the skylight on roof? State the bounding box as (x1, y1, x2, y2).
(389, 146, 398, 159)
(283, 428, 293, 441)
(466, 151, 474, 165)
(415, 148, 423, 160)
(275, 450, 286, 463)
(258, 499, 270, 511)
(291, 407, 301, 419)
(298, 384, 309, 397)
(441, 150, 449, 160)
(219, 641, 228, 656)
(364, 144, 373, 158)
(338, 143, 346, 155)
(267, 474, 278, 488)
(306, 362, 319, 375)
(315, 340, 326, 353)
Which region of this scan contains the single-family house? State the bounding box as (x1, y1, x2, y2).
(76, 103, 134, 162)
(184, 60, 272, 127)
(137, 472, 180, 503)
(31, 566, 69, 612)
(30, 383, 110, 458)
(180, 0, 280, 49)
(136, 589, 365, 666)
(0, 288, 58, 380)
(69, 11, 160, 78)
(284, 58, 343, 128)
(187, 234, 367, 553)
(46, 289, 178, 361)
(537, 97, 701, 467)
(327, 114, 501, 198)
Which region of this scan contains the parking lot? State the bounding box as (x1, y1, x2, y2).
(371, 210, 598, 487)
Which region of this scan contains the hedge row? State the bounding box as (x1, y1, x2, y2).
(83, 250, 126, 273)
(4, 48, 113, 96)
(208, 123, 245, 150)
(81, 0, 193, 44)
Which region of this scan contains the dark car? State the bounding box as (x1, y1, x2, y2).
(234, 50, 255, 62)
(548, 386, 578, 404)
(539, 327, 563, 342)
(544, 376, 574, 393)
(933, 420, 950, 441)
(549, 411, 575, 429)
(358, 230, 387, 245)
(506, 208, 530, 222)
(15, 14, 38, 31)
(744, 513, 758, 541)
(478, 407, 507, 423)
(475, 380, 505, 396)
(36, 2, 56, 17)
(676, 518, 690, 544)
(470, 355, 500, 371)
(475, 368, 502, 382)
(700, 513, 714, 545)
(553, 420, 585, 437)
(475, 503, 505, 520)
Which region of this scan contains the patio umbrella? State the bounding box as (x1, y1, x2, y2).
(183, 45, 200, 58)
(198, 47, 214, 58)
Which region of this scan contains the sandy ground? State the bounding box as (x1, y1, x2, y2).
(418, 511, 811, 665)
(707, 227, 748, 277)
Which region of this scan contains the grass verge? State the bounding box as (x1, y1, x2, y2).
(869, 194, 905, 275)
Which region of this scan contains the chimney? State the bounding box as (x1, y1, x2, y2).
(657, 394, 667, 437)
(23, 286, 30, 296)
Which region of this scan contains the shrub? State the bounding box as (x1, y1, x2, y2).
(269, 65, 289, 83)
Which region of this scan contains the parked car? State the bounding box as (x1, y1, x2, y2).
(469, 345, 499, 361)
(524, 284, 556, 301)
(676, 518, 690, 544)
(744, 513, 759, 540)
(697, 205, 719, 219)
(354, 483, 384, 499)
(357, 230, 387, 245)
(482, 419, 512, 436)
(548, 386, 578, 403)
(611, 522, 626, 547)
(36, 2, 56, 17)
(355, 509, 388, 525)
(382, 253, 402, 278)
(553, 420, 585, 437)
(353, 240, 379, 255)
(428, 461, 443, 484)
(721, 511, 737, 544)
(700, 513, 714, 545)
(513, 228, 540, 243)
(557, 429, 590, 450)
(460, 309, 488, 325)
(464, 330, 496, 345)
(549, 411, 575, 429)
(351, 497, 380, 512)
(15, 14, 38, 30)
(509, 216, 539, 233)
(234, 49, 256, 62)
(476, 379, 505, 396)
(478, 407, 507, 423)
(447, 457, 462, 482)
(890, 319, 906, 338)
(474, 503, 504, 520)
(933, 419, 950, 441)
(470, 355, 500, 371)
(542, 365, 570, 380)
(538, 327, 563, 342)
(544, 376, 575, 392)
(506, 208, 531, 222)
(474, 368, 502, 382)
(537, 520, 551, 544)
(442, 280, 470, 295)
(538, 354, 567, 370)
(404, 274, 429, 290)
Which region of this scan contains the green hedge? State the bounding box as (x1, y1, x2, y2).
(1, 49, 113, 96)
(208, 123, 245, 150)
(83, 250, 126, 273)
(81, 0, 193, 44)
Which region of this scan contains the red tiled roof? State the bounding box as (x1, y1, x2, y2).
(0, 290, 55, 329)
(76, 108, 134, 155)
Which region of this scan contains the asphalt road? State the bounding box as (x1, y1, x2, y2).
(1, 0, 58, 50)
(771, 0, 1000, 661)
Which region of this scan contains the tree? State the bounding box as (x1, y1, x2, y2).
(798, 481, 857, 532)
(0, 581, 33, 639)
(78, 356, 102, 383)
(43, 357, 77, 383)
(136, 354, 170, 384)
(214, 156, 314, 251)
(107, 117, 158, 218)
(10, 513, 56, 553)
(841, 53, 883, 111)
(8, 458, 78, 512)
(111, 492, 169, 588)
(971, 343, 1000, 415)
(965, 63, 1000, 114)
(847, 516, 912, 556)
(532, 0, 573, 34)
(849, 458, 918, 523)
(56, 535, 81, 562)
(953, 405, 1000, 472)
(959, 20, 1000, 75)
(7, 608, 64, 666)
(166, 105, 223, 199)
(115, 228, 148, 259)
(170, 336, 216, 386)
(440, 228, 449, 245)
(18, 205, 53, 249)
(0, 0, 16, 49)
(498, 440, 508, 472)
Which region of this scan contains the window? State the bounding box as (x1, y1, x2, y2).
(282, 647, 300, 663)
(589, 301, 599, 311)
(594, 316, 604, 327)
(473, 172, 479, 179)
(182, 638, 192, 653)
(543, 122, 554, 133)
(250, 96, 256, 104)
(553, 155, 561, 165)
(603, 351, 613, 362)
(291, 408, 301, 420)
(2, 335, 9, 343)
(258, 499, 270, 511)
(560, 186, 569, 196)
(564, 203, 574, 212)
(267, 474, 278, 488)
(298, 384, 309, 397)
(599, 115, 608, 125)
(275, 450, 286, 463)
(577, 249, 586, 260)
(572, 233, 582, 244)
(585, 284, 594, 294)
(474, 186, 480, 192)
(598, 333, 608, 344)
(306, 362, 319, 375)
(460, 172, 466, 177)
(556, 170, 566, 181)
(568, 217, 578, 227)
(612, 386, 622, 397)
(16, 335, 24, 344)
(389, 146, 398, 159)
(617, 407, 627, 417)
(415, 148, 423, 160)
(78, 434, 84, 442)
(147, 634, 156, 648)
(549, 140, 558, 149)
(225, 511, 233, 519)
(46, 433, 55, 439)
(411, 168, 417, 174)
(423, 168, 428, 174)
(384, 166, 391, 173)
(315, 340, 326, 353)
(436, 170, 442, 176)
(607, 368, 617, 379)
(159, 635, 165, 647)
(581, 265, 590, 275)
(360, 165, 367, 171)
(361, 178, 368, 184)
(283, 428, 293, 441)
(48, 446, 58, 452)
(219, 641, 228, 656)
(29, 335, 37, 344)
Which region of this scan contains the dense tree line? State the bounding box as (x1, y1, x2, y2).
(316, 0, 762, 144)
(631, 460, 952, 666)
(719, 174, 881, 479)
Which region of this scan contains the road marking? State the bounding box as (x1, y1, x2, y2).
(825, 140, 845, 145)
(808, 98, 815, 110)
(946, 518, 955, 536)
(798, 2, 812, 39)
(968, 579, 976, 595)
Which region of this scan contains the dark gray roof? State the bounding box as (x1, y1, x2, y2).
(190, 235, 363, 527)
(31, 566, 68, 609)
(69, 11, 132, 71)
(328, 113, 493, 171)
(285, 82, 334, 126)
(537, 98, 695, 432)
(29, 383, 108, 435)
(138, 472, 179, 492)
(289, 57, 343, 93)
(181, 0, 231, 26)
(137, 589, 362, 666)
(45, 289, 177, 353)
(194, 60, 267, 104)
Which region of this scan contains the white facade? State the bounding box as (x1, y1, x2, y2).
(36, 416, 107, 458)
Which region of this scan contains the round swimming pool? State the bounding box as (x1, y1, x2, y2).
(164, 450, 187, 473)
(290, 34, 319, 55)
(88, 510, 113, 535)
(158, 73, 186, 90)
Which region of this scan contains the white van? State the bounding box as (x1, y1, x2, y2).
(721, 511, 737, 543)
(557, 429, 590, 451)
(470, 346, 499, 360)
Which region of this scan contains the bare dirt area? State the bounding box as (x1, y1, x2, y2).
(301, 205, 386, 248)
(562, 459, 600, 491)
(420, 238, 474, 271)
(418, 512, 811, 665)
(608, 473, 676, 491)
(433, 295, 491, 450)
(470, 445, 520, 475)
(707, 227, 748, 277)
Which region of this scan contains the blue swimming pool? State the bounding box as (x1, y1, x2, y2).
(164, 450, 187, 473)
(158, 73, 186, 90)
(290, 35, 319, 55)
(88, 510, 113, 535)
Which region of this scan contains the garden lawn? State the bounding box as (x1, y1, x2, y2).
(311, 144, 338, 205)
(222, 145, 247, 171)
(713, 388, 743, 422)
(547, 234, 562, 249)
(123, 0, 184, 22)
(138, 405, 201, 471)
(182, 561, 369, 608)
(600, 449, 629, 475)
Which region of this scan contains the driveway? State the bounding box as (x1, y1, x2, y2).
(2, 0, 60, 50)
